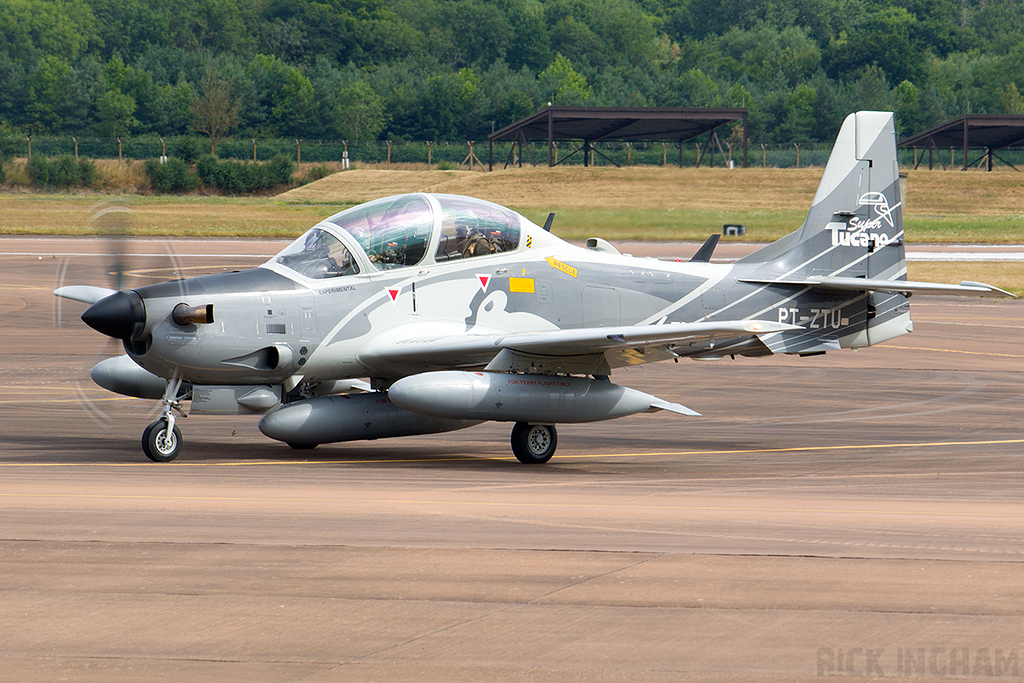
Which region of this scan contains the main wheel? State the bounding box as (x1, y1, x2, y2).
(510, 422, 557, 464)
(142, 419, 182, 462)
(288, 442, 318, 450)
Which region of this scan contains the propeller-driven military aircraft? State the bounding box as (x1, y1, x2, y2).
(56, 111, 1013, 463)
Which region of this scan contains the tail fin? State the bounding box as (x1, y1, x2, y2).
(734, 111, 1010, 355)
(740, 112, 910, 349)
(739, 111, 905, 282)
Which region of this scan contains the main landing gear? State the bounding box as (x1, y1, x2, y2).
(510, 422, 557, 464)
(141, 377, 185, 462)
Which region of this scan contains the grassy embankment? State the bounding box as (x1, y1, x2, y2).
(1, 163, 1022, 293)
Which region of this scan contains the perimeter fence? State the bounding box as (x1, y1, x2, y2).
(11, 135, 1024, 171)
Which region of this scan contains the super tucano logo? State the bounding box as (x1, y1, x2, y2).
(830, 191, 901, 248)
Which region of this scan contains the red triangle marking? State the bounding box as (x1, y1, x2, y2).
(477, 274, 491, 292)
(387, 287, 400, 303)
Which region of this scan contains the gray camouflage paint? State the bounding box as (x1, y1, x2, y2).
(123, 112, 909, 391)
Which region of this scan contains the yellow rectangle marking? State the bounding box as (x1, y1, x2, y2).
(545, 256, 578, 278)
(509, 277, 535, 293)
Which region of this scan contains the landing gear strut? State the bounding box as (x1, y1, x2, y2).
(511, 422, 557, 464)
(142, 377, 185, 462)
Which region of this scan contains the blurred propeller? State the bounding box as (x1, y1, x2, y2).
(52, 199, 170, 427)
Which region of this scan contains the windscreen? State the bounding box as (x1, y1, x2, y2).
(274, 228, 359, 279)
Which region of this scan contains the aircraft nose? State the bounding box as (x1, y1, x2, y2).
(82, 290, 146, 340)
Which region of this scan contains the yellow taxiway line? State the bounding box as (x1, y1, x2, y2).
(1, 437, 1021, 468)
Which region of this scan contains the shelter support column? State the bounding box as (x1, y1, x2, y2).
(963, 117, 968, 171)
(742, 111, 748, 168)
(548, 109, 554, 167)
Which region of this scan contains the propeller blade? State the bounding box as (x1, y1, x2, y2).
(54, 285, 118, 304)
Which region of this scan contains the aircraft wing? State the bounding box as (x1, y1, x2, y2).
(54, 286, 118, 304)
(740, 276, 1016, 298)
(491, 319, 798, 354)
(359, 319, 800, 374)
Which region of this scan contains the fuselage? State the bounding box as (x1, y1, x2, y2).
(116, 193, 910, 388)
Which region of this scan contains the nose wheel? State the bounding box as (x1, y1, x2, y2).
(511, 422, 557, 464)
(142, 419, 182, 462)
(142, 376, 186, 462)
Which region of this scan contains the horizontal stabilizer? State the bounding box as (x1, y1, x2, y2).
(739, 276, 1016, 298)
(54, 285, 118, 304)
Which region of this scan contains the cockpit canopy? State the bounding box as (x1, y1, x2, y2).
(272, 194, 523, 279)
(274, 228, 360, 279)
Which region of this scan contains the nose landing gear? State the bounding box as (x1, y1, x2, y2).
(141, 377, 186, 462)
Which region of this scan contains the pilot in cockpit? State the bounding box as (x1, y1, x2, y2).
(278, 229, 357, 279)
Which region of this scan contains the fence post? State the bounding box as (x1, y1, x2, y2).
(26, 135, 31, 159)
(427, 140, 432, 166)
(118, 138, 123, 163)
(343, 140, 349, 170)
(662, 142, 667, 166)
(794, 143, 800, 169)
(626, 142, 632, 165)
(761, 143, 767, 167)
(554, 142, 558, 165)
(387, 140, 392, 165)
(296, 139, 301, 165)
(73, 136, 79, 161)
(252, 138, 257, 162)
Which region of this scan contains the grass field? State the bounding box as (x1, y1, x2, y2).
(1, 164, 1022, 293)
(4, 164, 1024, 240)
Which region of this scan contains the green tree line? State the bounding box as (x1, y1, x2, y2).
(3, 0, 1024, 148)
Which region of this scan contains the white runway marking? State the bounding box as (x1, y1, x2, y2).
(906, 251, 1024, 261)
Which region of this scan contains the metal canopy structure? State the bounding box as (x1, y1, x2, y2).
(898, 115, 1024, 171)
(487, 106, 748, 170)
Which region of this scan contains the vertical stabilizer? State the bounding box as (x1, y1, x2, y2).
(740, 111, 904, 271)
(739, 111, 911, 350)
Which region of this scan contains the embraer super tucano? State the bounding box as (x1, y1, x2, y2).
(57, 112, 1013, 462)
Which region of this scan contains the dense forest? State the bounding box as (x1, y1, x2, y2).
(3, 0, 1024, 149)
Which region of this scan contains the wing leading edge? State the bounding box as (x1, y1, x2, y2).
(358, 319, 801, 376)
